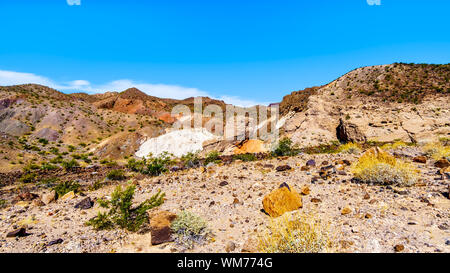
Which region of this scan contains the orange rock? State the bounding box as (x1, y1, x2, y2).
(234, 140, 267, 155)
(341, 207, 352, 215)
(262, 186, 303, 217)
(301, 186, 310, 196)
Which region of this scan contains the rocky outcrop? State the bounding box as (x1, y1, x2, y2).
(336, 118, 367, 143)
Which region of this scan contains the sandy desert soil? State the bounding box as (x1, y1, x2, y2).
(1, 147, 449, 253)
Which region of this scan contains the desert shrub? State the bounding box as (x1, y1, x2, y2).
(86, 185, 165, 232)
(50, 155, 64, 164)
(37, 177, 59, 188)
(381, 141, 410, 150)
(61, 159, 79, 170)
(126, 158, 146, 172)
(233, 153, 257, 162)
(143, 153, 173, 176)
(53, 180, 80, 199)
(19, 172, 37, 183)
(106, 169, 126, 180)
(351, 149, 418, 186)
(40, 162, 58, 171)
(272, 137, 300, 157)
(38, 138, 49, 146)
(22, 163, 40, 173)
(423, 142, 450, 161)
(0, 199, 7, 208)
(337, 142, 361, 154)
(171, 210, 209, 249)
(258, 213, 330, 253)
(204, 151, 221, 166)
(181, 152, 201, 168)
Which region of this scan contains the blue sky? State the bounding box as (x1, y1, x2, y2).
(0, 0, 449, 106)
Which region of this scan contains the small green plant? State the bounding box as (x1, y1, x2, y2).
(53, 180, 81, 199)
(233, 153, 257, 162)
(106, 169, 126, 180)
(126, 158, 147, 172)
(61, 159, 80, 170)
(204, 151, 221, 166)
(142, 153, 173, 176)
(272, 137, 300, 157)
(181, 152, 201, 168)
(0, 199, 7, 208)
(41, 162, 58, 171)
(19, 172, 37, 183)
(86, 185, 165, 232)
(38, 138, 49, 146)
(171, 210, 209, 249)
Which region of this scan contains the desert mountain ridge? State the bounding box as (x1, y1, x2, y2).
(0, 62, 449, 172)
(0, 62, 449, 254)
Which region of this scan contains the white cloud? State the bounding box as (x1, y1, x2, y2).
(0, 69, 269, 107)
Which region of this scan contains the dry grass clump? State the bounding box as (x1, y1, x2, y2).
(422, 142, 450, 161)
(381, 141, 410, 150)
(351, 148, 419, 186)
(337, 143, 361, 154)
(257, 213, 331, 253)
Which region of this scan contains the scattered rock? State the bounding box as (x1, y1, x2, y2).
(276, 165, 292, 172)
(42, 191, 56, 205)
(47, 239, 63, 246)
(148, 210, 177, 245)
(435, 159, 450, 169)
(301, 186, 310, 195)
(225, 241, 236, 252)
(6, 227, 27, 238)
(413, 156, 427, 164)
(341, 207, 352, 215)
(394, 244, 405, 252)
(74, 197, 94, 210)
(14, 192, 39, 202)
(32, 199, 45, 207)
(310, 198, 322, 203)
(60, 191, 75, 201)
(219, 181, 229, 187)
(306, 160, 316, 167)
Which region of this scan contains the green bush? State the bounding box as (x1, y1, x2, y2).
(144, 153, 173, 176)
(127, 158, 147, 173)
(106, 169, 126, 180)
(61, 159, 79, 170)
(272, 137, 300, 157)
(86, 185, 165, 232)
(53, 180, 81, 199)
(19, 172, 37, 183)
(181, 152, 201, 168)
(204, 151, 221, 166)
(41, 162, 58, 171)
(233, 153, 257, 162)
(171, 210, 209, 249)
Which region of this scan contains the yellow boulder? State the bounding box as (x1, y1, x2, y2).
(262, 185, 302, 217)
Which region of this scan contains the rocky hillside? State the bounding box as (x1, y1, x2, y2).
(280, 63, 450, 147)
